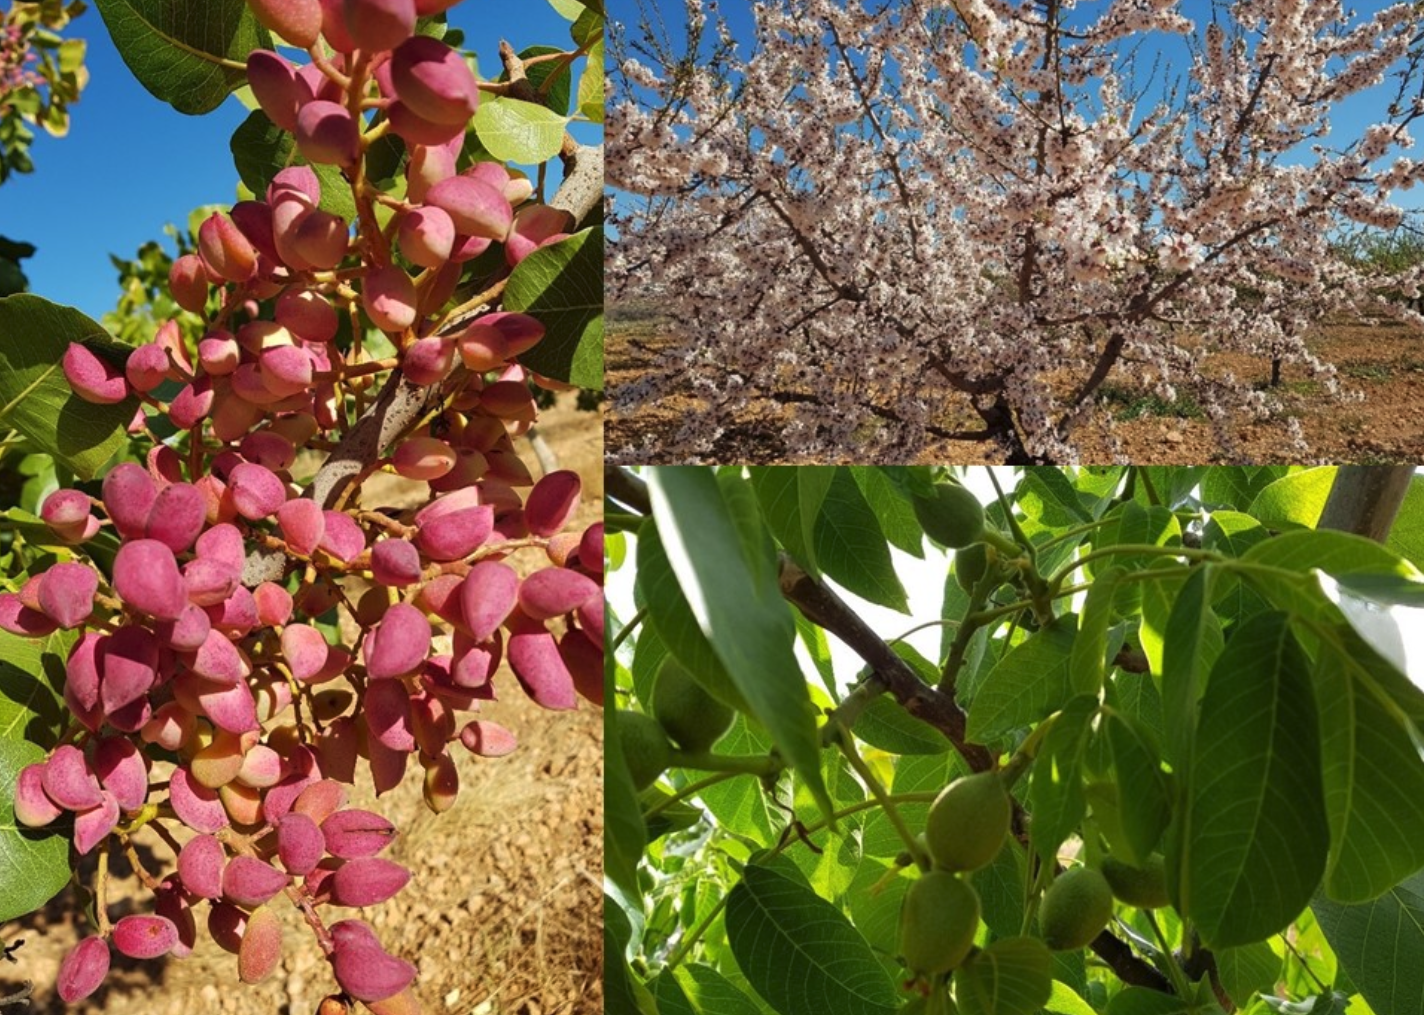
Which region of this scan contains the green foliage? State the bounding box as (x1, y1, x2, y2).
(230, 111, 360, 219)
(0, 1, 88, 186)
(504, 227, 603, 390)
(611, 464, 1424, 1015)
(102, 212, 209, 346)
(93, 0, 266, 114)
(0, 236, 36, 297)
(728, 858, 899, 1015)
(0, 736, 70, 922)
(0, 624, 73, 923)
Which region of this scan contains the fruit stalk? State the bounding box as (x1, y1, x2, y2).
(834, 725, 928, 869)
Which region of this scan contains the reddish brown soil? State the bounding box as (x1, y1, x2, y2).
(0, 396, 604, 1015)
(608, 314, 1424, 464)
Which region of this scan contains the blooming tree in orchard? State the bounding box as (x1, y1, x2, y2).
(0, 0, 603, 1009)
(609, 0, 1424, 463)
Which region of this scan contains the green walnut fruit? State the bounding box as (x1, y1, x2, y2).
(616, 710, 673, 791)
(899, 870, 981, 975)
(1100, 854, 1170, 910)
(652, 657, 734, 753)
(954, 543, 990, 594)
(1039, 866, 1114, 951)
(912, 483, 985, 550)
(925, 772, 1012, 873)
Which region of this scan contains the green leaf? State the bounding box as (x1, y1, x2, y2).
(844, 859, 911, 961)
(504, 227, 602, 390)
(641, 785, 702, 842)
(1143, 466, 1208, 510)
(1107, 988, 1204, 1015)
(0, 627, 72, 747)
(1176, 612, 1328, 948)
(693, 716, 778, 846)
(607, 896, 660, 1015)
(648, 468, 831, 820)
(1214, 943, 1282, 1008)
(954, 937, 1054, 1015)
(0, 737, 71, 923)
(547, 0, 587, 21)
(810, 468, 908, 612)
(848, 467, 925, 558)
(1021, 469, 1092, 526)
(230, 110, 358, 220)
(1249, 467, 1338, 530)
(1241, 530, 1417, 621)
(1201, 466, 1288, 512)
(473, 95, 567, 163)
(973, 842, 1028, 940)
(725, 860, 899, 1015)
(1029, 696, 1096, 862)
(852, 694, 949, 756)
(1203, 513, 1270, 627)
(1314, 870, 1424, 1015)
(653, 970, 697, 1015)
(0, 296, 136, 480)
(1156, 560, 1224, 768)
(1045, 981, 1099, 1015)
(966, 616, 1078, 744)
(570, 6, 603, 48)
(1312, 632, 1424, 902)
(517, 45, 573, 116)
(604, 697, 646, 903)
(1071, 566, 1123, 696)
(578, 40, 604, 121)
(748, 465, 835, 578)
(676, 963, 765, 1015)
(93, 0, 266, 114)
(636, 521, 747, 715)
(1387, 476, 1424, 572)
(1107, 711, 1171, 864)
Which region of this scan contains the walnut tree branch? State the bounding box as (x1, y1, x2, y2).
(778, 556, 992, 771)
(777, 555, 1171, 995)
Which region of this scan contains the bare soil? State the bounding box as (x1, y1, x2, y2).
(0, 395, 604, 1015)
(608, 308, 1424, 464)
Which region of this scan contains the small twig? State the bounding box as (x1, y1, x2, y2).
(0, 982, 32, 1008)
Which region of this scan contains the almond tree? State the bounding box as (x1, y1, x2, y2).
(609, 0, 1424, 463)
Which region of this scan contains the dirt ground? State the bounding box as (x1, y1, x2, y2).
(608, 310, 1424, 464)
(0, 395, 604, 1015)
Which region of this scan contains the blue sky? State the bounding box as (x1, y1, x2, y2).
(612, 0, 1424, 210)
(4, 1, 599, 321)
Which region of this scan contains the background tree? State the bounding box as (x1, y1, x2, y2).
(609, 0, 1424, 463)
(0, 0, 87, 295)
(608, 463, 1424, 1015)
